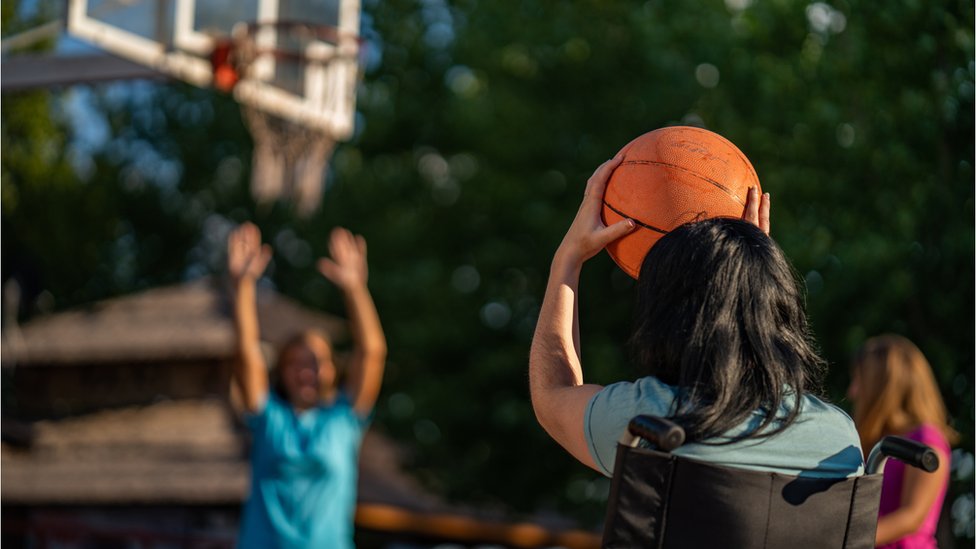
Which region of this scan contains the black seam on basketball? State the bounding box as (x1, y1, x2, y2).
(602, 202, 669, 234)
(621, 160, 747, 206)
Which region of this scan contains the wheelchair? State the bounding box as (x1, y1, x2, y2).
(602, 415, 939, 548)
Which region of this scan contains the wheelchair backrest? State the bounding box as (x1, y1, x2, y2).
(602, 444, 882, 549)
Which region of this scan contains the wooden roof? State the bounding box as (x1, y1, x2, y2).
(2, 278, 345, 366)
(1, 399, 246, 504)
(1, 278, 346, 366)
(0, 398, 430, 508)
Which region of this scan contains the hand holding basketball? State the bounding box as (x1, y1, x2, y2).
(555, 155, 638, 266)
(602, 126, 762, 278)
(318, 228, 369, 291)
(228, 222, 272, 282)
(741, 186, 771, 235)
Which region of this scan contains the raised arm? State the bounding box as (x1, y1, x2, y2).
(529, 154, 636, 471)
(227, 222, 273, 414)
(317, 228, 387, 417)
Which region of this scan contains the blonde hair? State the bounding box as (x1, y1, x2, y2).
(851, 334, 959, 453)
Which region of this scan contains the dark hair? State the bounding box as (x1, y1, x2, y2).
(629, 217, 825, 443)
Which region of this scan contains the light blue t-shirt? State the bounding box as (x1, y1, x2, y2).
(238, 392, 367, 549)
(585, 376, 864, 479)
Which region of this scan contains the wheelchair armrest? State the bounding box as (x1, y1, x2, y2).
(865, 435, 939, 475)
(619, 415, 686, 451)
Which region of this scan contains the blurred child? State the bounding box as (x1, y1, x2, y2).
(848, 334, 958, 548)
(227, 222, 387, 548)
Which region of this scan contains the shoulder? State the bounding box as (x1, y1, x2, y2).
(799, 394, 855, 422)
(583, 377, 681, 477)
(603, 376, 681, 403)
(586, 377, 680, 421)
(799, 395, 856, 425)
(761, 395, 864, 477)
(795, 395, 862, 445)
(243, 392, 286, 430)
(908, 423, 952, 453)
(322, 391, 371, 427)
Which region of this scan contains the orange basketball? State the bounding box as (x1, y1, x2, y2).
(602, 126, 761, 278)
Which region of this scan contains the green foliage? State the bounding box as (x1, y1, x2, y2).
(2, 0, 973, 537)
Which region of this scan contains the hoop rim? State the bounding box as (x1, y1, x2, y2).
(232, 20, 364, 45)
(222, 21, 366, 67)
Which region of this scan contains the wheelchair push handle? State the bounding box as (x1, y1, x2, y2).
(866, 435, 939, 475)
(620, 415, 686, 451)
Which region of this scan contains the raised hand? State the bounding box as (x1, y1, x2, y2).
(741, 187, 771, 235)
(317, 227, 369, 291)
(228, 222, 273, 282)
(556, 154, 637, 265)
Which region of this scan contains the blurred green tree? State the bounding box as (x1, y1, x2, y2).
(2, 0, 972, 539)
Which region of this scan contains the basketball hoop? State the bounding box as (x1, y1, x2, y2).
(214, 22, 362, 217)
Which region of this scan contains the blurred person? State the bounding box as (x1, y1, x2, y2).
(227, 222, 387, 549)
(848, 334, 957, 548)
(529, 155, 864, 481)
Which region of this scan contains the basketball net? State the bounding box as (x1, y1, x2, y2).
(244, 107, 336, 217)
(211, 24, 351, 217)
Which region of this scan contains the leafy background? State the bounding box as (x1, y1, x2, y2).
(3, 0, 974, 540)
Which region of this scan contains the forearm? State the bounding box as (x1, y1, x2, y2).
(526, 156, 631, 470)
(875, 508, 927, 545)
(528, 252, 604, 469)
(876, 457, 949, 545)
(343, 283, 387, 359)
(232, 277, 269, 411)
(233, 278, 260, 346)
(529, 253, 585, 425)
(342, 283, 387, 414)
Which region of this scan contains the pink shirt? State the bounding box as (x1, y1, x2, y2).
(877, 423, 951, 549)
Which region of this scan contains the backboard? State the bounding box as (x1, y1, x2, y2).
(67, 0, 363, 215)
(66, 0, 361, 139)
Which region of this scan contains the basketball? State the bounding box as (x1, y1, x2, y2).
(602, 126, 761, 278)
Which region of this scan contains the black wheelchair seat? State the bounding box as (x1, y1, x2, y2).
(602, 416, 938, 549)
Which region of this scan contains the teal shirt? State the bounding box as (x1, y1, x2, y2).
(239, 393, 367, 549)
(585, 376, 864, 479)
